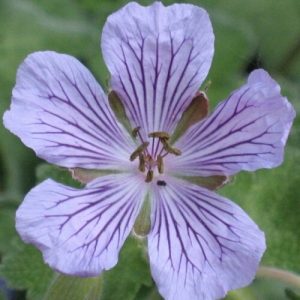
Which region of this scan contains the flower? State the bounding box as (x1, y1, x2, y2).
(3, 2, 295, 299)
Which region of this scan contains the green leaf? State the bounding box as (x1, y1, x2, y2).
(44, 274, 102, 300)
(134, 285, 163, 300)
(0, 240, 54, 300)
(101, 237, 153, 300)
(285, 288, 300, 300)
(225, 287, 255, 300)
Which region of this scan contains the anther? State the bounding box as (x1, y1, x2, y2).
(148, 131, 170, 139)
(166, 146, 182, 156)
(145, 170, 154, 183)
(138, 154, 146, 172)
(132, 126, 141, 138)
(161, 139, 182, 156)
(130, 142, 149, 161)
(157, 155, 164, 174)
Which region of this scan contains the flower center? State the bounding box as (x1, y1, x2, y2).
(129, 127, 182, 182)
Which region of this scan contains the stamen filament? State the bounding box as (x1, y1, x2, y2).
(151, 136, 155, 156)
(137, 129, 150, 157)
(157, 141, 166, 157)
(153, 138, 161, 159)
(161, 152, 169, 158)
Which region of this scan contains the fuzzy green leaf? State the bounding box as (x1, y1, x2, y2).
(221, 146, 300, 272)
(0, 241, 54, 300)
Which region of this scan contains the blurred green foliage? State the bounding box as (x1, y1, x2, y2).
(0, 241, 53, 300)
(44, 275, 102, 300)
(0, 0, 299, 299)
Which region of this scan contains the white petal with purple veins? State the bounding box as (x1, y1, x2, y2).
(102, 2, 214, 137)
(148, 177, 265, 300)
(3, 51, 135, 170)
(16, 173, 146, 276)
(168, 69, 296, 177)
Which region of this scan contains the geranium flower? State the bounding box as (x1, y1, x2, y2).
(3, 2, 295, 299)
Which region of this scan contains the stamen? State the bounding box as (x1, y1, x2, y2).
(166, 146, 182, 156)
(132, 126, 141, 138)
(157, 155, 164, 174)
(130, 142, 149, 161)
(161, 139, 182, 156)
(138, 154, 146, 172)
(129, 128, 182, 182)
(145, 170, 153, 183)
(148, 131, 170, 139)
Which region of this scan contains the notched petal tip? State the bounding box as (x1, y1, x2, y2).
(102, 1, 214, 134)
(170, 69, 296, 177)
(5, 51, 134, 170)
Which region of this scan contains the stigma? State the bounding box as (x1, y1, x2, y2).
(129, 127, 181, 182)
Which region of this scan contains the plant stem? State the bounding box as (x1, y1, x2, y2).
(257, 266, 300, 288)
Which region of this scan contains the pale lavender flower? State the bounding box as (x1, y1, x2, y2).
(3, 2, 295, 300)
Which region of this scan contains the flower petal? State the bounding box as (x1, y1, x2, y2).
(168, 69, 296, 176)
(16, 173, 146, 276)
(148, 177, 265, 300)
(102, 2, 214, 136)
(3, 51, 135, 170)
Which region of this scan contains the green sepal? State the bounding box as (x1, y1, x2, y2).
(36, 163, 81, 187)
(177, 174, 231, 190)
(170, 92, 209, 144)
(36, 163, 120, 186)
(71, 167, 122, 184)
(108, 90, 133, 137)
